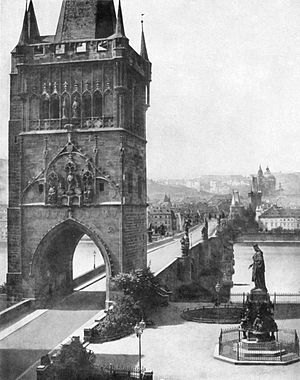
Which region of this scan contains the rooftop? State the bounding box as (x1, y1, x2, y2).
(260, 206, 300, 218)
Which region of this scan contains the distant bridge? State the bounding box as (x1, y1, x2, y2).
(73, 220, 218, 290)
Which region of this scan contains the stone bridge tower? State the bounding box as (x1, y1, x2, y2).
(7, 0, 151, 304)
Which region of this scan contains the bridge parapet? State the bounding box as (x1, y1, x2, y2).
(153, 220, 234, 302)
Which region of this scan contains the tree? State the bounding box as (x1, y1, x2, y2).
(51, 337, 95, 379)
(113, 266, 160, 316)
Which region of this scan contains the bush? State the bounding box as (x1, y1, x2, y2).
(51, 337, 96, 379)
(95, 295, 142, 338)
(174, 282, 211, 300)
(113, 266, 161, 316)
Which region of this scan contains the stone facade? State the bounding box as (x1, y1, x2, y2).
(7, 0, 151, 304)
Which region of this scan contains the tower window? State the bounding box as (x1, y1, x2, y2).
(50, 94, 60, 119)
(38, 184, 44, 194)
(34, 45, 44, 55)
(99, 182, 104, 192)
(40, 95, 50, 120)
(82, 92, 92, 119)
(93, 91, 102, 118)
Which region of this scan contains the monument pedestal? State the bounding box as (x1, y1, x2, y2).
(237, 338, 286, 361)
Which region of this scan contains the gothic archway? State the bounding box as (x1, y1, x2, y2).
(31, 218, 113, 306)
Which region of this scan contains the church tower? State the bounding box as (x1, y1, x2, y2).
(7, 0, 151, 303)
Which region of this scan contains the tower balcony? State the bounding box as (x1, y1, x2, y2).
(28, 116, 114, 132)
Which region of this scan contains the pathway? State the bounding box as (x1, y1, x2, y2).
(89, 302, 300, 380)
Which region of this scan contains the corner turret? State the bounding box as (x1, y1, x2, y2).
(18, 0, 40, 46)
(115, 0, 126, 38)
(140, 18, 149, 61)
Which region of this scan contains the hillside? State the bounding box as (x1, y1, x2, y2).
(147, 179, 211, 203)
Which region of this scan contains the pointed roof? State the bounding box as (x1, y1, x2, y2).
(27, 0, 40, 42)
(115, 0, 126, 37)
(55, 0, 116, 43)
(18, 0, 40, 46)
(140, 20, 149, 61)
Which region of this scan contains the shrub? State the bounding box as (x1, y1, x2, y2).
(113, 266, 161, 316)
(51, 337, 96, 379)
(174, 282, 211, 300)
(95, 295, 142, 338)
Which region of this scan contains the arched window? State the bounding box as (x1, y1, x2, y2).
(104, 90, 113, 116)
(30, 95, 39, 121)
(82, 92, 92, 119)
(93, 91, 102, 118)
(61, 93, 70, 120)
(40, 93, 50, 120)
(50, 93, 60, 119)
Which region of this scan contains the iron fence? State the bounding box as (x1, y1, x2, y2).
(230, 292, 300, 305)
(218, 327, 299, 362)
(94, 364, 152, 379)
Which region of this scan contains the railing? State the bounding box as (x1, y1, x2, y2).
(230, 292, 300, 305)
(94, 364, 152, 379)
(218, 327, 299, 362)
(29, 116, 114, 131)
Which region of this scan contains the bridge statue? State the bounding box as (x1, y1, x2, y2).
(239, 243, 277, 343)
(248, 243, 267, 292)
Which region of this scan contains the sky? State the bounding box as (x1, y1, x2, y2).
(1, 0, 300, 179)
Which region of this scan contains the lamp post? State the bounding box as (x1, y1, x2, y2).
(134, 319, 146, 379)
(215, 281, 221, 323)
(93, 250, 96, 269)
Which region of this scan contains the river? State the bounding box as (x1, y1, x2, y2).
(232, 243, 300, 294)
(0, 238, 104, 285)
(0, 242, 299, 294)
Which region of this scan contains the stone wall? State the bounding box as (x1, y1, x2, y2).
(155, 233, 234, 301)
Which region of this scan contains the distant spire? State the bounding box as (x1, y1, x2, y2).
(140, 14, 149, 61)
(115, 0, 125, 37)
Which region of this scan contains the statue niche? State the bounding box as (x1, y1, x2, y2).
(46, 154, 95, 207)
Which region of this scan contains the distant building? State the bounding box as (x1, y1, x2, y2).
(259, 206, 300, 231)
(229, 190, 243, 219)
(248, 176, 262, 212)
(147, 205, 175, 233)
(256, 165, 276, 197)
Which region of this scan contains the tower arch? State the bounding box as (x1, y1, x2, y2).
(31, 218, 113, 305)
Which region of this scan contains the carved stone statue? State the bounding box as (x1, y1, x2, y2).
(248, 244, 267, 292)
(72, 97, 80, 119)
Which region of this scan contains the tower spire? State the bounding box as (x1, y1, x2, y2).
(18, 0, 40, 45)
(115, 0, 126, 37)
(27, 0, 40, 42)
(140, 14, 149, 61)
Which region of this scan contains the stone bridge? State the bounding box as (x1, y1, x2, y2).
(148, 220, 235, 301)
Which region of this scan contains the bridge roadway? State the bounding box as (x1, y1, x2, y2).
(0, 221, 217, 380)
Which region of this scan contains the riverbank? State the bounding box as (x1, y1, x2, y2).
(236, 233, 300, 244)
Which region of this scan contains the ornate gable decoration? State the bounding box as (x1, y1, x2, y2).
(46, 141, 96, 207)
(22, 138, 120, 206)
